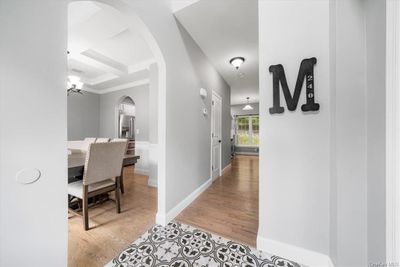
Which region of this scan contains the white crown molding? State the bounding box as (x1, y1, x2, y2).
(81, 79, 150, 95)
(84, 73, 119, 86)
(128, 59, 157, 73)
(98, 79, 150, 94)
(256, 236, 334, 267)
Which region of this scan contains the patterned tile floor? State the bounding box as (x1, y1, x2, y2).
(106, 222, 303, 267)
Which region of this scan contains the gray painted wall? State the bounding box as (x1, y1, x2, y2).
(67, 91, 100, 140)
(67, 85, 150, 141)
(99, 85, 150, 141)
(231, 103, 259, 116)
(176, 20, 231, 171)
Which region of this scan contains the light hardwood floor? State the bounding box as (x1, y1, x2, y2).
(68, 155, 259, 267)
(177, 155, 259, 247)
(68, 167, 157, 267)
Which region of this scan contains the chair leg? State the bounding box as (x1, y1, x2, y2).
(83, 185, 89, 231)
(120, 167, 125, 194)
(116, 177, 121, 214)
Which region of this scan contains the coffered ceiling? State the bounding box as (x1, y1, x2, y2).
(68, 1, 155, 94)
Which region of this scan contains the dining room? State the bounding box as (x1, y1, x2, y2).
(66, 1, 160, 265)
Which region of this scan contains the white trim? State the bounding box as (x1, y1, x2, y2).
(147, 177, 157, 187)
(81, 79, 150, 95)
(221, 163, 231, 174)
(256, 236, 334, 267)
(156, 178, 212, 225)
(134, 168, 149, 176)
(235, 152, 259, 156)
(147, 143, 158, 188)
(97, 79, 150, 94)
(211, 90, 223, 181)
(386, 0, 400, 263)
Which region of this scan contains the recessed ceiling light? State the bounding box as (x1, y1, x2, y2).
(230, 57, 245, 70)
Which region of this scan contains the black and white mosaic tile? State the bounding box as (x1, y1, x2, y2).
(105, 222, 304, 267)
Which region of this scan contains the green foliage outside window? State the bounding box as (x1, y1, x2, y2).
(235, 115, 259, 146)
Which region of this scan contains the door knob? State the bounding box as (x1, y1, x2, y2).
(219, 140, 222, 143)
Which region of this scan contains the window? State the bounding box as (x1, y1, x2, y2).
(235, 115, 259, 146)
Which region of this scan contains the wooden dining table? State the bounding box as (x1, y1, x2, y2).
(68, 152, 140, 194)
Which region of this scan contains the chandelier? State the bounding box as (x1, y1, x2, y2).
(67, 76, 84, 96)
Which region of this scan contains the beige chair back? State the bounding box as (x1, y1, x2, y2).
(83, 137, 97, 151)
(95, 138, 110, 143)
(111, 138, 129, 155)
(83, 142, 127, 185)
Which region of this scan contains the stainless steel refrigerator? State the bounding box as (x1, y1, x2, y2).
(118, 114, 135, 139)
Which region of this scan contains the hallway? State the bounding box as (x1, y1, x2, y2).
(177, 155, 259, 247)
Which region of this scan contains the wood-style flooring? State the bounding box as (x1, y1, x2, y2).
(177, 155, 259, 247)
(68, 155, 259, 267)
(68, 167, 157, 267)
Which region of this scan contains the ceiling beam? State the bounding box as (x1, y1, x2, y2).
(69, 49, 128, 76)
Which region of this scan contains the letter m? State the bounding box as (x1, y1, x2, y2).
(269, 57, 320, 114)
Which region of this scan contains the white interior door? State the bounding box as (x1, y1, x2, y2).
(211, 91, 222, 180)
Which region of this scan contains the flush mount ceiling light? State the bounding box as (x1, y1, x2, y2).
(229, 57, 245, 70)
(67, 75, 84, 96)
(242, 97, 254, 111)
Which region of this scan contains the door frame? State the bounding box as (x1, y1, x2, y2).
(210, 90, 222, 181)
(386, 0, 400, 263)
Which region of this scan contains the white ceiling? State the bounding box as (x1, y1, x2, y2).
(68, 1, 155, 94)
(174, 0, 259, 105)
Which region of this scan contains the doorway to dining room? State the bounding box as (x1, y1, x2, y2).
(66, 1, 165, 266)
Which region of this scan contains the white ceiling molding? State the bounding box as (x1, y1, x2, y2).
(95, 79, 150, 94)
(128, 59, 157, 73)
(68, 1, 155, 93)
(81, 49, 128, 74)
(69, 52, 127, 76)
(83, 73, 119, 86)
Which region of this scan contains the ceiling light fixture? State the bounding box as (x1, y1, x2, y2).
(230, 57, 245, 70)
(67, 75, 84, 96)
(242, 97, 254, 111)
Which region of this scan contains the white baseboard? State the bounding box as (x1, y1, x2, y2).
(134, 167, 149, 176)
(156, 178, 212, 226)
(222, 163, 231, 174)
(147, 177, 157, 187)
(235, 152, 259, 156)
(257, 235, 334, 267)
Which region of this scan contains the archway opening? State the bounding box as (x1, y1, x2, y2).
(66, 1, 166, 265)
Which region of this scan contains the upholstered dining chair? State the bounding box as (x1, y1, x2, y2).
(83, 137, 97, 151)
(111, 138, 129, 193)
(68, 141, 127, 230)
(95, 138, 110, 143)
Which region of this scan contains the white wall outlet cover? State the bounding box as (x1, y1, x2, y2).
(203, 108, 208, 116)
(136, 129, 140, 134)
(16, 168, 41, 184)
(200, 88, 208, 99)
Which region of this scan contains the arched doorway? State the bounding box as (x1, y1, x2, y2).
(67, 1, 167, 265)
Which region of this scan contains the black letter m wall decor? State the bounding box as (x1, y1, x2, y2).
(269, 57, 320, 114)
